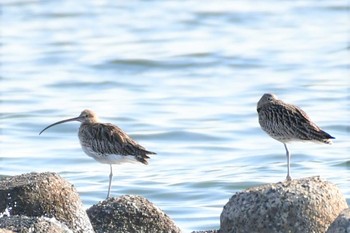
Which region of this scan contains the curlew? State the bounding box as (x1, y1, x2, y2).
(257, 93, 334, 181)
(39, 109, 156, 198)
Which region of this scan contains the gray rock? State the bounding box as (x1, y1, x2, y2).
(87, 195, 181, 233)
(326, 208, 350, 233)
(0, 172, 94, 233)
(0, 229, 14, 233)
(220, 176, 348, 233)
(191, 230, 219, 233)
(0, 215, 72, 233)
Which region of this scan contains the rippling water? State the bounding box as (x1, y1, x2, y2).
(1, 1, 349, 231)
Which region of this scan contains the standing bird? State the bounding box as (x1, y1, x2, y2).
(39, 109, 156, 198)
(257, 93, 334, 181)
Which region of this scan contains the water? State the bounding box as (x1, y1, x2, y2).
(1, 1, 349, 231)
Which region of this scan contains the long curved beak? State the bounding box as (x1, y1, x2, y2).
(39, 116, 81, 135)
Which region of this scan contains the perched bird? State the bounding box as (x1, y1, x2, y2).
(257, 93, 334, 180)
(39, 109, 156, 198)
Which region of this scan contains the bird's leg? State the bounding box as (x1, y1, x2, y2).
(107, 164, 113, 199)
(283, 143, 292, 181)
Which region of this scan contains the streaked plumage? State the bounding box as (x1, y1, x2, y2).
(39, 109, 156, 198)
(257, 93, 334, 180)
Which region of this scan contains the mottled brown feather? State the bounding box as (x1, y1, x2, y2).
(257, 94, 334, 144)
(39, 109, 155, 198)
(79, 122, 155, 164)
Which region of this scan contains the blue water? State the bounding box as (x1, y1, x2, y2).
(1, 1, 349, 231)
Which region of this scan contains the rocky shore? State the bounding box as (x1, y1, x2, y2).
(0, 172, 348, 233)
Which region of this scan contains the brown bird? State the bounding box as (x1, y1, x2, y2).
(39, 109, 156, 198)
(257, 93, 334, 180)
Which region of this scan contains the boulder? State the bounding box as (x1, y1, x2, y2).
(87, 195, 181, 233)
(191, 231, 219, 233)
(0, 172, 94, 233)
(326, 208, 350, 233)
(0, 215, 72, 233)
(220, 176, 348, 233)
(0, 229, 14, 233)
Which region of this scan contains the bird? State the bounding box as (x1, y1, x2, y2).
(39, 109, 156, 198)
(257, 93, 334, 181)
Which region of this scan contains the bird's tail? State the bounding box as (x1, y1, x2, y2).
(320, 130, 335, 144)
(136, 149, 156, 165)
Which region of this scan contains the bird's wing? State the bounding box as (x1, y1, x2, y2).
(82, 123, 155, 157)
(276, 103, 328, 141)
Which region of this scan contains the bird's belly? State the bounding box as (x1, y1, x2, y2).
(81, 145, 138, 164)
(262, 127, 304, 143)
(259, 119, 292, 142)
(269, 134, 293, 143)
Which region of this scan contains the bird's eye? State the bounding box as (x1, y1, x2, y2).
(267, 97, 273, 101)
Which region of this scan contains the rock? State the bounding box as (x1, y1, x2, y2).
(326, 208, 350, 233)
(220, 176, 348, 233)
(87, 195, 181, 233)
(0, 215, 72, 233)
(0, 229, 14, 233)
(191, 230, 219, 233)
(0, 172, 94, 233)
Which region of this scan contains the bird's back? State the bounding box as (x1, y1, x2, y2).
(78, 122, 155, 164)
(258, 100, 334, 144)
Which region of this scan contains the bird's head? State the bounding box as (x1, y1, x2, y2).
(257, 93, 278, 112)
(77, 109, 99, 124)
(39, 109, 99, 135)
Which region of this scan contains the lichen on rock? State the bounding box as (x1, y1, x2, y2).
(220, 176, 348, 233)
(87, 195, 181, 233)
(0, 172, 94, 233)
